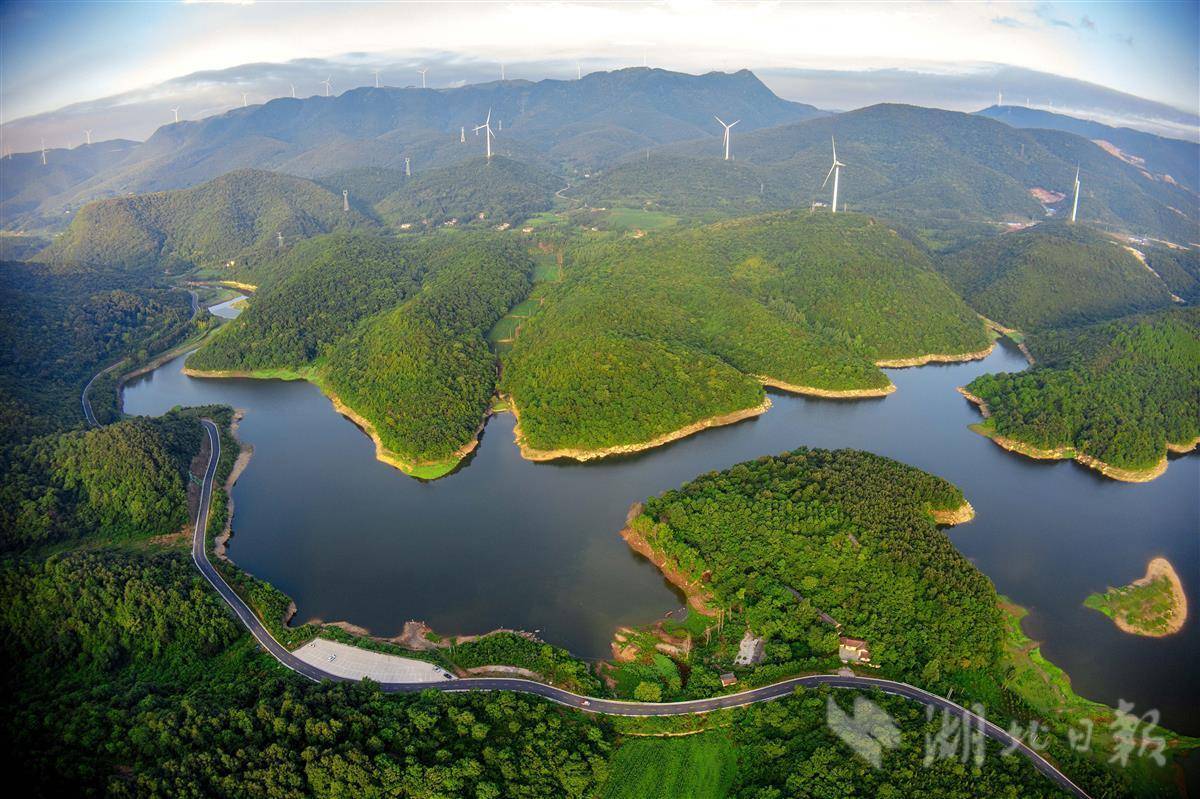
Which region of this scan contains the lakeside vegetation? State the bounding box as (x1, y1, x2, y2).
(0, 260, 197, 442)
(633, 447, 996, 684)
(187, 233, 533, 473)
(966, 308, 1200, 474)
(503, 211, 987, 454)
(1084, 558, 1187, 637)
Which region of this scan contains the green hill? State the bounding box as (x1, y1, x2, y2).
(375, 156, 560, 228)
(501, 212, 987, 454)
(0, 410, 203, 551)
(966, 308, 1200, 474)
(936, 222, 1176, 330)
(188, 233, 532, 476)
(38, 169, 378, 273)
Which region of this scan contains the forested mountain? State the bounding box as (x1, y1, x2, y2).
(585, 104, 1198, 242)
(36, 169, 378, 274)
(188, 233, 533, 474)
(375, 156, 561, 227)
(967, 308, 1200, 473)
(502, 212, 987, 453)
(936, 222, 1177, 330)
(977, 104, 1200, 191)
(0, 139, 139, 229)
(11, 69, 821, 228)
(0, 260, 195, 442)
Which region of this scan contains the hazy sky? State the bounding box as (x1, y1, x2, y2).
(2, 0, 1197, 124)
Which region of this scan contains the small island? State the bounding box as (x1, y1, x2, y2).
(1085, 557, 1188, 637)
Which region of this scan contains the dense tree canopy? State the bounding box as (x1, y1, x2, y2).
(0, 260, 194, 443)
(503, 212, 986, 452)
(967, 308, 1200, 471)
(936, 222, 1175, 330)
(635, 447, 1001, 683)
(0, 411, 202, 551)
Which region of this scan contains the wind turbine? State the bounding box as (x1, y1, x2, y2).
(418, 68, 428, 88)
(997, 90, 1003, 106)
(474, 109, 495, 160)
(714, 115, 739, 161)
(500, 63, 506, 80)
(373, 69, 381, 88)
(460, 126, 466, 143)
(290, 83, 296, 98)
(322, 77, 332, 97)
(342, 190, 349, 212)
(83, 129, 92, 146)
(404, 156, 411, 177)
(170, 107, 180, 123)
(577, 63, 582, 80)
(40, 138, 47, 166)
(822, 137, 846, 213)
(1070, 167, 1081, 223)
(242, 92, 248, 108)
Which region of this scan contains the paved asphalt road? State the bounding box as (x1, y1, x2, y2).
(191, 418, 1091, 799)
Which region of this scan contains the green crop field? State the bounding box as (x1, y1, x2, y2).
(601, 733, 737, 799)
(603, 207, 679, 232)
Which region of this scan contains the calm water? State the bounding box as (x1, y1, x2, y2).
(124, 340, 1199, 734)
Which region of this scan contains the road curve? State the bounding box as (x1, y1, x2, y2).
(82, 289, 201, 427)
(191, 418, 1090, 799)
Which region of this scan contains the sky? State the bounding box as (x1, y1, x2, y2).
(1, 1, 1197, 140)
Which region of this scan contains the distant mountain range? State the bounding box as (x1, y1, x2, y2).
(6, 69, 1197, 246)
(977, 105, 1200, 192)
(578, 103, 1198, 242)
(1, 69, 820, 231)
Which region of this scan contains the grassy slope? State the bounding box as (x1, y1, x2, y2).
(600, 733, 737, 799)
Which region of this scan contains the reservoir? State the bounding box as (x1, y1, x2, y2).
(123, 339, 1199, 734)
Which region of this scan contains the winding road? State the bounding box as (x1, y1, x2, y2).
(190, 417, 1091, 799)
(82, 289, 200, 427)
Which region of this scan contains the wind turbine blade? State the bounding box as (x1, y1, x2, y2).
(831, 136, 837, 162)
(821, 162, 836, 189)
(730, 120, 740, 127)
(486, 108, 492, 124)
(714, 115, 725, 127)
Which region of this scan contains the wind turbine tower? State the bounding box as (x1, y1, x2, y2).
(822, 137, 846, 213)
(277, 232, 284, 249)
(405, 157, 411, 177)
(461, 126, 466, 143)
(474, 109, 496, 160)
(1070, 167, 1081, 223)
(714, 116, 740, 161)
(291, 84, 297, 98)
(343, 190, 349, 212)
(418, 68, 428, 88)
(373, 70, 381, 88)
(500, 63, 506, 80)
(242, 92, 248, 108)
(40, 138, 46, 166)
(997, 90, 1003, 106)
(171, 107, 180, 123)
(83, 129, 92, 146)
(577, 63, 582, 80)
(322, 77, 333, 97)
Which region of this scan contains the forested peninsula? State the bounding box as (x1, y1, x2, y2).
(185, 233, 533, 477)
(502, 212, 989, 457)
(964, 308, 1200, 481)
